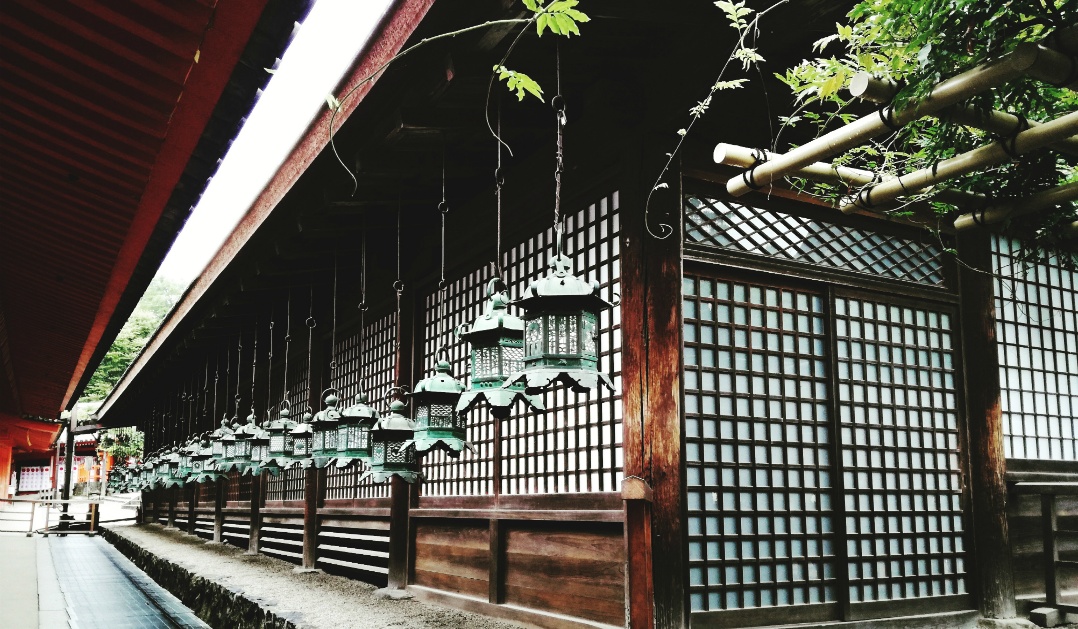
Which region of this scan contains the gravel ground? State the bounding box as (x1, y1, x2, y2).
(105, 523, 524, 629)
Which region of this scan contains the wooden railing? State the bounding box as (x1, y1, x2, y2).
(1013, 482, 1078, 614)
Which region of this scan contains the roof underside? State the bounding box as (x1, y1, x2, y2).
(0, 0, 304, 420)
(97, 0, 859, 429)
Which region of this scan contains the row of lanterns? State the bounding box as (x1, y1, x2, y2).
(109, 67, 614, 493)
(109, 264, 614, 493)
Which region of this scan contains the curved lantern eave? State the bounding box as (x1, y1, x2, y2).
(408, 360, 469, 457)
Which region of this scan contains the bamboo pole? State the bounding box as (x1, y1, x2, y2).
(841, 110, 1078, 213)
(714, 143, 983, 207)
(727, 43, 1073, 197)
(849, 74, 1078, 156)
(953, 180, 1078, 230)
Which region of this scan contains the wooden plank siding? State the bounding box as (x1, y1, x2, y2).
(503, 522, 626, 626)
(413, 520, 491, 598)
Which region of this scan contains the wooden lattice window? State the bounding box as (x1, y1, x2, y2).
(421, 192, 623, 496)
(684, 269, 970, 622)
(685, 196, 946, 287)
(265, 466, 305, 502)
(993, 235, 1078, 461)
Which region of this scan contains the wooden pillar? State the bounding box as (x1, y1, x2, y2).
(211, 480, 225, 543)
(387, 476, 412, 588)
(187, 483, 198, 535)
(488, 519, 505, 604)
(620, 136, 686, 628)
(247, 470, 266, 555)
(957, 230, 1016, 618)
(1042, 493, 1060, 606)
(300, 466, 323, 570)
(623, 478, 655, 629)
(167, 486, 178, 528)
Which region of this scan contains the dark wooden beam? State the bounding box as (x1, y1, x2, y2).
(957, 229, 1016, 619)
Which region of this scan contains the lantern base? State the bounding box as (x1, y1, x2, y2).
(191, 472, 228, 484)
(312, 455, 337, 469)
(505, 368, 614, 395)
(359, 469, 423, 484)
(333, 456, 371, 469)
(456, 388, 545, 418)
(405, 436, 474, 458)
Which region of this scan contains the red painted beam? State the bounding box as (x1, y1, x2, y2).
(60, 0, 271, 411)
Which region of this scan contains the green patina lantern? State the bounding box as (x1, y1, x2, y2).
(458, 279, 544, 419)
(406, 358, 469, 457)
(222, 411, 257, 473)
(246, 419, 272, 476)
(210, 414, 234, 459)
(288, 407, 315, 468)
(506, 252, 614, 394)
(361, 398, 421, 483)
(310, 389, 341, 468)
(138, 460, 154, 490)
(334, 392, 380, 468)
(163, 447, 184, 488)
(177, 436, 198, 481)
(191, 433, 226, 483)
(264, 401, 297, 470)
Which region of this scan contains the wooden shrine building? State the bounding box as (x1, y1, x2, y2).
(97, 1, 1078, 627)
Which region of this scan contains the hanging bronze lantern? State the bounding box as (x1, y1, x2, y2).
(210, 415, 234, 459)
(362, 398, 421, 483)
(288, 406, 315, 468)
(334, 392, 380, 467)
(164, 447, 184, 488)
(223, 411, 257, 473)
(506, 253, 614, 394)
(407, 358, 470, 456)
(178, 436, 198, 481)
(264, 401, 296, 470)
(192, 433, 226, 483)
(311, 389, 341, 468)
(246, 418, 271, 476)
(458, 279, 544, 418)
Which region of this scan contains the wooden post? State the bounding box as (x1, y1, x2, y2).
(488, 518, 505, 604)
(211, 480, 225, 544)
(623, 477, 655, 629)
(247, 470, 266, 554)
(167, 486, 177, 528)
(957, 230, 1016, 618)
(387, 476, 411, 588)
(300, 466, 323, 570)
(187, 483, 198, 535)
(1042, 493, 1060, 606)
(620, 137, 686, 628)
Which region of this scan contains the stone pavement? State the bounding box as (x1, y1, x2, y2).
(0, 533, 207, 629)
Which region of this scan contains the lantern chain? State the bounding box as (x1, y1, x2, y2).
(283, 289, 292, 410)
(234, 334, 242, 418)
(251, 320, 258, 418)
(266, 311, 274, 419)
(553, 41, 566, 256)
(494, 97, 504, 279)
(202, 360, 209, 430)
(306, 287, 317, 410)
(438, 141, 449, 359)
(359, 229, 368, 392)
(393, 191, 405, 394)
(330, 252, 339, 386)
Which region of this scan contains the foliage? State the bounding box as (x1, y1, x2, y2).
(81, 276, 183, 402)
(774, 0, 1078, 266)
(97, 427, 143, 461)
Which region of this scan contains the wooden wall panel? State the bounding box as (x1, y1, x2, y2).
(1009, 493, 1078, 598)
(503, 522, 625, 626)
(413, 520, 490, 598)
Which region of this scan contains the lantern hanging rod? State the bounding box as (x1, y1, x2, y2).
(726, 41, 1077, 198)
(714, 143, 984, 209)
(953, 180, 1078, 231)
(848, 74, 1078, 156)
(840, 110, 1078, 213)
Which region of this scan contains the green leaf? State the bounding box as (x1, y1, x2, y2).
(494, 65, 544, 102)
(326, 94, 341, 111)
(537, 13, 549, 36)
(522, 0, 538, 11)
(713, 78, 748, 90)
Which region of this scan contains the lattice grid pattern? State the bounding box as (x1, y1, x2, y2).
(420, 192, 623, 496)
(835, 296, 967, 602)
(325, 311, 396, 500)
(685, 197, 946, 286)
(993, 236, 1078, 461)
(683, 274, 837, 612)
(265, 466, 305, 502)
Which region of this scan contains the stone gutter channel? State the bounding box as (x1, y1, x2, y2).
(101, 524, 522, 629)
